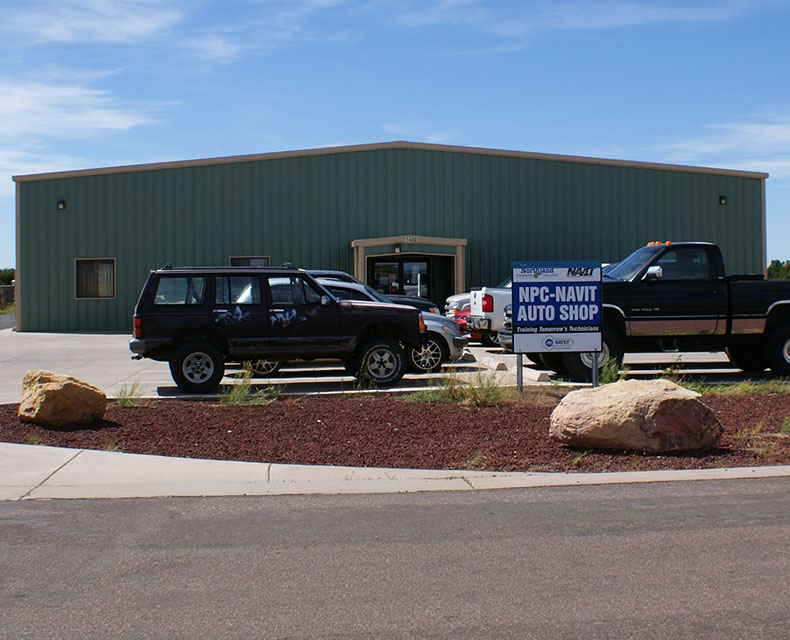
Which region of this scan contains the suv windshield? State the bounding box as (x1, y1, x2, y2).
(604, 246, 662, 281)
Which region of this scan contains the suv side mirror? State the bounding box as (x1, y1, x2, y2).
(644, 265, 663, 281)
(320, 295, 332, 306)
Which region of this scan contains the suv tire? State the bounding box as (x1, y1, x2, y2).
(170, 342, 225, 393)
(356, 338, 407, 386)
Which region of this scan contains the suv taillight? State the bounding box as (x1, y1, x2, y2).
(481, 294, 494, 313)
(133, 316, 142, 339)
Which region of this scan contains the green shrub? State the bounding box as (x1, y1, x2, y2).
(405, 371, 506, 406)
(116, 381, 145, 407)
(220, 364, 282, 406)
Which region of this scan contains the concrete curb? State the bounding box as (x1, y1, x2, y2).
(2, 442, 789, 501)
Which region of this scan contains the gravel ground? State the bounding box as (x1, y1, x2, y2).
(2, 391, 789, 472)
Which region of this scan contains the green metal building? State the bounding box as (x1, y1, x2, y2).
(13, 141, 768, 332)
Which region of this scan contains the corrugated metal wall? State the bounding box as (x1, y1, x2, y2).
(16, 146, 765, 331)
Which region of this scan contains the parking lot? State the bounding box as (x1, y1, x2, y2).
(1, 328, 779, 405)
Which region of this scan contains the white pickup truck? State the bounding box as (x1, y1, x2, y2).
(468, 278, 512, 347)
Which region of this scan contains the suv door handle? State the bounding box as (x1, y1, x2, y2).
(213, 309, 228, 313)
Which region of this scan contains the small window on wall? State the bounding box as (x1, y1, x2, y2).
(230, 256, 270, 267)
(75, 259, 115, 299)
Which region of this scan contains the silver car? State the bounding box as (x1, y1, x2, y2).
(317, 279, 468, 373)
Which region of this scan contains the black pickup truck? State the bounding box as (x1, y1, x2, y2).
(556, 242, 790, 380)
(129, 265, 424, 392)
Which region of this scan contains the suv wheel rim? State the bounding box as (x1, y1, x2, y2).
(783, 338, 790, 364)
(365, 347, 397, 379)
(412, 340, 442, 371)
(251, 359, 278, 375)
(183, 352, 214, 383)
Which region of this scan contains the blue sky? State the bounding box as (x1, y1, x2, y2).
(2, 0, 790, 269)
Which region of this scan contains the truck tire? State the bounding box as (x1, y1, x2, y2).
(356, 338, 407, 386)
(481, 332, 500, 348)
(763, 325, 790, 375)
(724, 346, 765, 373)
(539, 353, 567, 375)
(170, 342, 225, 393)
(408, 333, 448, 373)
(526, 353, 548, 369)
(561, 328, 624, 382)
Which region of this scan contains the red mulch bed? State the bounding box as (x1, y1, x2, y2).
(1, 392, 789, 473)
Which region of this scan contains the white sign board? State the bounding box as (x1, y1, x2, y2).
(511, 262, 602, 354)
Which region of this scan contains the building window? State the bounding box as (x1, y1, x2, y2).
(230, 256, 270, 267)
(75, 259, 115, 299)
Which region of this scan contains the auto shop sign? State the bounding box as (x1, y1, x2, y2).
(511, 262, 601, 354)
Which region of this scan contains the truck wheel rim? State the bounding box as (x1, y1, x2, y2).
(183, 352, 214, 383)
(579, 344, 610, 369)
(365, 348, 397, 379)
(412, 340, 442, 371)
(783, 339, 790, 364)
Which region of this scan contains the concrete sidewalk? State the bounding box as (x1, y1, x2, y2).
(3, 441, 790, 501)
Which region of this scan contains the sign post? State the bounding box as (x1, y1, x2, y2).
(511, 261, 602, 386)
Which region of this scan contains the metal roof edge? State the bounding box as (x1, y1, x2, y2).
(11, 140, 769, 182)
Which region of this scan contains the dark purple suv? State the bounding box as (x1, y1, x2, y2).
(130, 266, 424, 392)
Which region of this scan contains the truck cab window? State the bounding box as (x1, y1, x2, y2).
(656, 248, 711, 280)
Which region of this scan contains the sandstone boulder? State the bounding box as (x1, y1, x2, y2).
(549, 378, 723, 453)
(18, 370, 107, 428)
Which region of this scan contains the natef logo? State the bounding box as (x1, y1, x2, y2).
(543, 336, 574, 349)
(567, 267, 595, 277)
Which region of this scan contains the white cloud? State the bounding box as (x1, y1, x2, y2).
(0, 149, 87, 197)
(182, 0, 357, 62)
(3, 0, 182, 44)
(393, 0, 488, 27)
(0, 81, 153, 141)
(392, 0, 752, 39)
(381, 121, 462, 144)
(652, 114, 790, 178)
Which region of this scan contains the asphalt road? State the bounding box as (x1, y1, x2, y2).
(2, 478, 788, 639)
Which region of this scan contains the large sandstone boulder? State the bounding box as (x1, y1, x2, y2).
(18, 370, 107, 428)
(549, 378, 723, 453)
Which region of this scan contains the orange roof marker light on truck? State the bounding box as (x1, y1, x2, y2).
(646, 241, 673, 246)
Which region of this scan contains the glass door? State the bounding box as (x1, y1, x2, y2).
(369, 258, 430, 299)
(370, 261, 400, 296)
(402, 260, 428, 298)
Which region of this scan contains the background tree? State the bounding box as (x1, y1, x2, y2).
(0, 269, 14, 286)
(767, 260, 790, 279)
